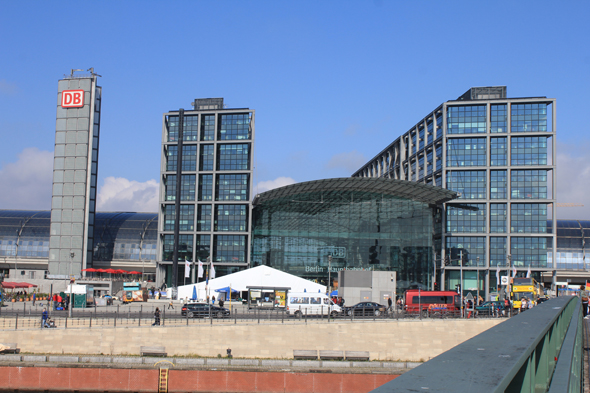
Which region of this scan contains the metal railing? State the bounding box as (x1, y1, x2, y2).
(372, 296, 583, 393)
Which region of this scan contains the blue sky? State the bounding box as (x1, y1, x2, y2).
(0, 1, 589, 218)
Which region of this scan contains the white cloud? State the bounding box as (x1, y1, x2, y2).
(325, 150, 367, 173)
(0, 148, 53, 210)
(556, 142, 590, 219)
(254, 177, 297, 195)
(96, 177, 159, 212)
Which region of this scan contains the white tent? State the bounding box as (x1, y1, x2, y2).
(177, 265, 326, 301)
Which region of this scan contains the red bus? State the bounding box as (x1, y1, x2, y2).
(404, 290, 461, 314)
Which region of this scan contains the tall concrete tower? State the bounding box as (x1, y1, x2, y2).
(48, 69, 101, 277)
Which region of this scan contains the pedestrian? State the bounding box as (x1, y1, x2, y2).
(387, 296, 393, 312)
(219, 298, 224, 308)
(168, 300, 174, 310)
(153, 307, 161, 326)
(579, 285, 589, 318)
(212, 296, 215, 305)
(520, 297, 527, 313)
(32, 292, 36, 306)
(527, 298, 534, 309)
(42, 307, 49, 328)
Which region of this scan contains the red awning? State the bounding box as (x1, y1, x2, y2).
(114, 269, 128, 274)
(15, 282, 37, 288)
(104, 269, 117, 274)
(1, 282, 17, 289)
(82, 268, 98, 272)
(128, 271, 142, 275)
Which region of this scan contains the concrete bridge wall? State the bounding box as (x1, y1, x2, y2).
(0, 319, 502, 362)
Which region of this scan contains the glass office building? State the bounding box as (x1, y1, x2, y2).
(250, 178, 457, 293)
(157, 98, 255, 287)
(353, 87, 557, 298)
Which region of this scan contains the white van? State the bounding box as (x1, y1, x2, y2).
(286, 292, 342, 317)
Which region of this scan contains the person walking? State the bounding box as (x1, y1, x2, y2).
(153, 307, 161, 326)
(168, 300, 174, 310)
(32, 293, 36, 306)
(387, 296, 393, 313)
(219, 298, 224, 308)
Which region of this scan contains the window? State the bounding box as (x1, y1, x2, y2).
(446, 138, 486, 167)
(511, 170, 547, 199)
(183, 115, 199, 141)
(511, 103, 548, 132)
(445, 237, 485, 266)
(198, 174, 213, 201)
(163, 204, 194, 232)
(217, 144, 250, 171)
(490, 137, 507, 166)
(511, 237, 549, 268)
(164, 175, 176, 201)
(199, 145, 214, 171)
(447, 105, 486, 134)
(489, 237, 507, 267)
(491, 105, 507, 133)
(446, 171, 486, 199)
(197, 205, 211, 231)
(218, 113, 251, 140)
(446, 204, 486, 233)
(490, 171, 507, 199)
(216, 174, 249, 201)
(201, 115, 215, 141)
(214, 235, 246, 263)
(490, 204, 506, 233)
(510, 204, 547, 233)
(214, 205, 248, 232)
(196, 235, 210, 261)
(162, 234, 193, 261)
(511, 137, 548, 166)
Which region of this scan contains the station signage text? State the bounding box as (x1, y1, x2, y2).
(61, 90, 85, 108)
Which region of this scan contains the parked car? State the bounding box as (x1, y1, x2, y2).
(343, 302, 386, 317)
(475, 301, 504, 315)
(181, 303, 230, 318)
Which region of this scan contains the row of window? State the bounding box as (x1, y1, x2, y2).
(445, 236, 550, 267)
(447, 103, 549, 134)
(165, 143, 251, 172)
(161, 234, 246, 263)
(446, 170, 550, 200)
(162, 204, 249, 232)
(167, 113, 252, 142)
(446, 136, 549, 167)
(446, 203, 549, 233)
(164, 174, 249, 202)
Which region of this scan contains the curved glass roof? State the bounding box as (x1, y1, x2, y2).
(253, 178, 458, 206)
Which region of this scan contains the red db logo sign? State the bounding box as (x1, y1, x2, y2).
(61, 90, 85, 108)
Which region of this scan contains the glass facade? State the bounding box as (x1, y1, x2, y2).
(490, 137, 507, 166)
(490, 104, 507, 133)
(511, 137, 548, 166)
(447, 105, 486, 134)
(510, 203, 548, 233)
(251, 179, 452, 293)
(490, 171, 507, 199)
(445, 236, 485, 267)
(446, 204, 486, 233)
(446, 170, 486, 199)
(511, 237, 549, 268)
(511, 170, 547, 199)
(159, 103, 254, 285)
(218, 113, 252, 140)
(446, 138, 486, 166)
(217, 144, 250, 171)
(216, 174, 249, 201)
(511, 103, 548, 132)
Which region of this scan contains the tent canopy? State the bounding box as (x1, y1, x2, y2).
(177, 265, 326, 302)
(214, 286, 238, 294)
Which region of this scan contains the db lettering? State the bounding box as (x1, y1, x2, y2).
(61, 90, 85, 108)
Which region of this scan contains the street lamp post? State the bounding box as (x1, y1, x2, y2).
(506, 254, 512, 317)
(327, 255, 332, 295)
(69, 252, 75, 318)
